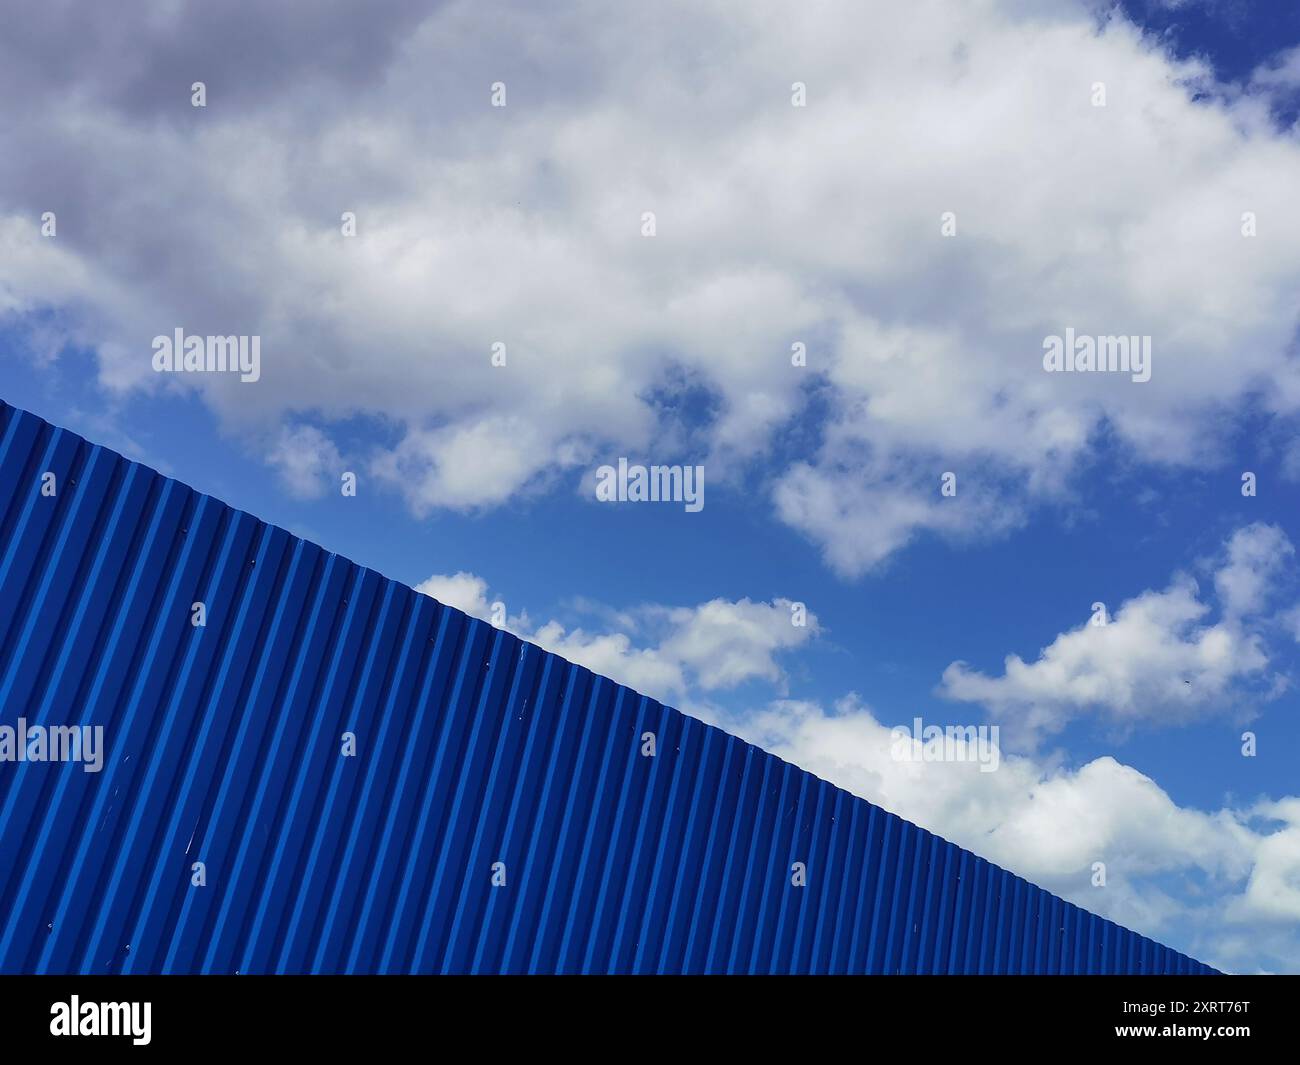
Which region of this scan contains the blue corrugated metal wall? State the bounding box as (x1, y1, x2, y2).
(0, 399, 1216, 974)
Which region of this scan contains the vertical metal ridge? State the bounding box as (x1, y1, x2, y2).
(0, 400, 1219, 974)
(677, 731, 742, 973)
(0, 453, 146, 967)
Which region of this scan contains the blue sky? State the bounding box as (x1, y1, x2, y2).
(3, 0, 1300, 972)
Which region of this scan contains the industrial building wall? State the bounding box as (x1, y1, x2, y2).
(0, 399, 1216, 974)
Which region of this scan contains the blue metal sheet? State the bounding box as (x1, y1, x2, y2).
(0, 398, 1217, 974)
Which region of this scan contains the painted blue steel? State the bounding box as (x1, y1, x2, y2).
(0, 399, 1217, 974)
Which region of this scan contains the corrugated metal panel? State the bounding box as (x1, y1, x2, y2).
(0, 398, 1217, 974)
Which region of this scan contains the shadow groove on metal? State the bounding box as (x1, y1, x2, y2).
(0, 399, 1217, 974)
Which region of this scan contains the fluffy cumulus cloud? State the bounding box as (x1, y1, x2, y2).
(266, 423, 344, 500)
(1233, 799, 1300, 926)
(1214, 521, 1294, 620)
(647, 598, 819, 690)
(414, 570, 497, 620)
(414, 570, 818, 710)
(4, 1, 1300, 572)
(940, 524, 1295, 740)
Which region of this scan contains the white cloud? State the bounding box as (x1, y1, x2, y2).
(266, 424, 343, 500)
(1232, 799, 1300, 925)
(413, 571, 818, 707)
(372, 416, 580, 513)
(940, 524, 1291, 739)
(653, 597, 819, 690)
(774, 459, 1025, 577)
(5, 2, 1300, 573)
(528, 622, 691, 707)
(1214, 522, 1293, 620)
(413, 570, 494, 620)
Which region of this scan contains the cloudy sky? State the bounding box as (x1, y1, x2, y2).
(3, 0, 1300, 972)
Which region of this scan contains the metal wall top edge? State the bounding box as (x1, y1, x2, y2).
(0, 398, 1220, 974)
